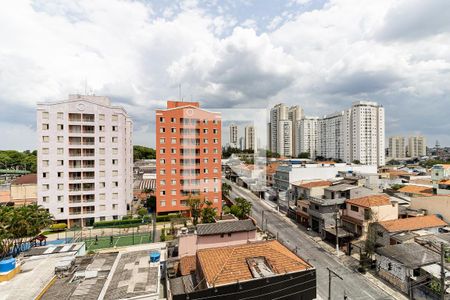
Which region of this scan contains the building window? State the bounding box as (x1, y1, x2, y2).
(57, 160, 64, 166)
(57, 195, 63, 202)
(171, 190, 176, 195)
(112, 137, 118, 143)
(42, 112, 49, 119)
(171, 180, 176, 185)
(99, 125, 105, 132)
(42, 196, 49, 202)
(57, 124, 64, 131)
(42, 136, 49, 143)
(171, 169, 176, 175)
(99, 182, 105, 188)
(58, 208, 64, 213)
(171, 148, 176, 154)
(112, 170, 118, 177)
(160, 180, 166, 186)
(42, 184, 49, 191)
(57, 136, 64, 143)
(171, 138, 176, 144)
(42, 123, 49, 130)
(57, 184, 64, 190)
(112, 148, 118, 155)
(99, 159, 105, 166)
(99, 193, 105, 200)
(160, 190, 166, 196)
(99, 148, 105, 155)
(160, 201, 166, 207)
(171, 117, 176, 123)
(160, 117, 165, 122)
(160, 148, 165, 154)
(99, 171, 105, 177)
(42, 172, 48, 178)
(42, 148, 49, 155)
(171, 128, 176, 133)
(160, 127, 165, 133)
(112, 193, 118, 199)
(57, 148, 64, 155)
(112, 114, 118, 122)
(99, 114, 105, 121)
(160, 138, 165, 144)
(350, 205, 359, 212)
(42, 160, 49, 167)
(172, 200, 176, 206)
(57, 112, 64, 119)
(112, 126, 118, 132)
(112, 159, 118, 165)
(113, 181, 118, 187)
(57, 172, 63, 178)
(171, 159, 176, 164)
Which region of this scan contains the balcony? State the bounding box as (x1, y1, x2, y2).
(82, 114, 95, 122)
(68, 113, 82, 122)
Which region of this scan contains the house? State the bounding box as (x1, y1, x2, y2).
(341, 194, 398, 238)
(431, 164, 450, 194)
(375, 243, 440, 294)
(291, 180, 332, 200)
(373, 215, 448, 246)
(308, 196, 345, 237)
(169, 240, 317, 300)
(178, 219, 257, 258)
(296, 199, 310, 227)
(410, 196, 450, 223)
(324, 184, 375, 200)
(9, 174, 37, 205)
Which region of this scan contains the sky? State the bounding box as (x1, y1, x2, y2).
(1, 0, 450, 150)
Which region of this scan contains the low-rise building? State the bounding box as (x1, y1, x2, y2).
(178, 219, 257, 258)
(308, 196, 345, 237)
(324, 184, 375, 200)
(169, 240, 316, 300)
(292, 180, 332, 200)
(10, 174, 37, 205)
(341, 195, 398, 238)
(375, 243, 440, 294)
(373, 215, 448, 246)
(397, 185, 434, 198)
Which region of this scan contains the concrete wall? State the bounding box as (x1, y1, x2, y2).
(376, 254, 409, 293)
(410, 197, 450, 223)
(178, 231, 257, 258)
(10, 184, 37, 205)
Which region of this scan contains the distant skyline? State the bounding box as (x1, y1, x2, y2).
(1, 0, 450, 150)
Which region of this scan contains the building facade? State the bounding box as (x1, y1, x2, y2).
(407, 135, 426, 157)
(37, 94, 133, 227)
(244, 125, 255, 150)
(298, 117, 318, 159)
(288, 105, 304, 157)
(388, 136, 406, 159)
(229, 123, 238, 148)
(155, 101, 222, 215)
(277, 120, 293, 157)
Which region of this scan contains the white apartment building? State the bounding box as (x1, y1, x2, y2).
(297, 117, 318, 159)
(37, 94, 133, 227)
(244, 125, 256, 150)
(408, 135, 426, 157)
(388, 136, 406, 159)
(350, 101, 385, 166)
(277, 120, 293, 157)
(229, 123, 238, 148)
(269, 104, 288, 154)
(269, 103, 303, 156)
(316, 111, 347, 161)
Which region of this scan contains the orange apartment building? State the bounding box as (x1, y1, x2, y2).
(156, 101, 222, 215)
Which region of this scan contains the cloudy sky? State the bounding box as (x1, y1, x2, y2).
(1, 0, 450, 150)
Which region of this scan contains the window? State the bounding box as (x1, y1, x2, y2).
(99, 148, 105, 155)
(57, 160, 63, 166)
(57, 148, 64, 155)
(57, 136, 64, 143)
(58, 184, 64, 190)
(42, 148, 49, 155)
(160, 180, 166, 186)
(112, 170, 118, 177)
(112, 114, 118, 122)
(160, 138, 165, 144)
(99, 125, 105, 132)
(171, 180, 176, 185)
(203, 129, 208, 134)
(42, 196, 49, 202)
(160, 148, 165, 154)
(214, 198, 218, 203)
(203, 169, 208, 174)
(203, 148, 208, 154)
(171, 127, 176, 133)
(99, 193, 105, 200)
(112, 148, 118, 155)
(171, 138, 176, 144)
(213, 168, 218, 174)
(203, 158, 208, 163)
(160, 169, 165, 175)
(160, 190, 166, 196)
(42, 172, 48, 178)
(58, 208, 64, 213)
(99, 159, 105, 166)
(57, 195, 63, 202)
(57, 112, 63, 119)
(171, 159, 176, 164)
(42, 136, 49, 143)
(171, 169, 176, 175)
(171, 190, 176, 195)
(57, 172, 63, 178)
(42, 160, 49, 167)
(42, 184, 49, 190)
(350, 205, 359, 212)
(160, 117, 165, 122)
(57, 124, 64, 131)
(160, 127, 165, 133)
(203, 138, 208, 144)
(112, 137, 118, 143)
(112, 126, 118, 132)
(99, 171, 105, 177)
(42, 112, 49, 119)
(99, 182, 105, 188)
(160, 159, 166, 164)
(172, 200, 176, 206)
(213, 148, 218, 154)
(160, 201, 166, 207)
(42, 123, 49, 130)
(213, 129, 218, 134)
(99, 114, 105, 121)
(171, 148, 176, 154)
(213, 139, 218, 144)
(112, 193, 118, 199)
(112, 159, 118, 165)
(171, 117, 176, 123)
(113, 181, 118, 187)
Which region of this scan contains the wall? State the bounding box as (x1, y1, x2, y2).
(178, 231, 257, 258)
(375, 254, 409, 293)
(410, 196, 450, 223)
(10, 184, 37, 205)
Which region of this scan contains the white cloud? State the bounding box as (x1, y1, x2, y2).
(0, 0, 450, 149)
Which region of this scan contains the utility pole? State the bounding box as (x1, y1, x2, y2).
(441, 242, 446, 300)
(335, 204, 340, 256)
(327, 267, 344, 300)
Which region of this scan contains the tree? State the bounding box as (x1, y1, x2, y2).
(230, 197, 252, 219)
(137, 207, 148, 218)
(187, 197, 203, 226)
(144, 195, 156, 212)
(0, 204, 53, 258)
(298, 152, 310, 159)
(201, 201, 217, 223)
(133, 145, 156, 161)
(0, 150, 37, 172)
(221, 182, 232, 198)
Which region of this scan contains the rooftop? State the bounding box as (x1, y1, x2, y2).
(11, 173, 37, 185)
(196, 240, 312, 287)
(324, 184, 358, 192)
(179, 255, 196, 276)
(196, 219, 256, 236)
(293, 180, 332, 189)
(376, 243, 440, 268)
(377, 215, 448, 233)
(398, 185, 434, 196)
(346, 194, 391, 208)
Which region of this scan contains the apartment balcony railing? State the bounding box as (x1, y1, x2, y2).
(69, 211, 82, 215)
(69, 200, 82, 204)
(69, 176, 82, 180)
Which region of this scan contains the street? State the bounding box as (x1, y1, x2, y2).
(225, 178, 396, 300)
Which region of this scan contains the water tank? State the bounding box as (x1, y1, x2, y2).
(0, 258, 16, 273)
(149, 251, 160, 263)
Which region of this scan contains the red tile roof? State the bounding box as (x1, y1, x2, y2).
(196, 240, 311, 287)
(179, 255, 196, 276)
(293, 180, 332, 189)
(346, 194, 391, 208)
(12, 174, 37, 185)
(377, 215, 448, 233)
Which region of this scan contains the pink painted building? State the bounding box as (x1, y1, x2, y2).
(178, 219, 257, 257)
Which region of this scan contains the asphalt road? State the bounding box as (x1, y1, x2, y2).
(225, 178, 396, 300)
